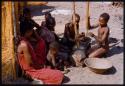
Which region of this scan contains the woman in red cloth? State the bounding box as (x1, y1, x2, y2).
(17, 21, 64, 84)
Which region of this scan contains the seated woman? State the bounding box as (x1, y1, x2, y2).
(19, 7, 41, 36)
(19, 8, 55, 54)
(17, 21, 64, 84)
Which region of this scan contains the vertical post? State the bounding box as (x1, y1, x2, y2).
(86, 1, 89, 35)
(14, 2, 20, 35)
(12, 2, 17, 80)
(73, 1, 79, 48)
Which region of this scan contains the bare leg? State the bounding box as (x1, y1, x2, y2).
(88, 47, 107, 58)
(87, 44, 100, 55)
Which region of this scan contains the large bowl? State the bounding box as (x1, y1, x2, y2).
(84, 58, 112, 74)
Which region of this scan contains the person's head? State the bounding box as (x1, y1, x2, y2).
(20, 21, 34, 39)
(72, 13, 80, 24)
(23, 7, 31, 20)
(46, 17, 56, 31)
(49, 41, 59, 53)
(99, 13, 110, 27)
(45, 12, 52, 20)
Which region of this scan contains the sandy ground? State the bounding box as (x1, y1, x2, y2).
(3, 2, 123, 85)
(30, 2, 123, 84)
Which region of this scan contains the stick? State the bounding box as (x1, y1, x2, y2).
(86, 1, 90, 36)
(12, 2, 17, 80)
(73, 1, 79, 48)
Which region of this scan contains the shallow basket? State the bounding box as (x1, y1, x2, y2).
(84, 58, 112, 74)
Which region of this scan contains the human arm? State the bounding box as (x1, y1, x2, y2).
(88, 29, 109, 44)
(18, 42, 33, 66)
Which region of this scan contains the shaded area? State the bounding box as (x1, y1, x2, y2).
(28, 5, 55, 17)
(103, 66, 117, 75)
(107, 46, 123, 57)
(121, 39, 124, 44)
(62, 76, 70, 84)
(109, 37, 119, 44)
(2, 77, 31, 84)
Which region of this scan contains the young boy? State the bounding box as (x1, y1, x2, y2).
(46, 41, 59, 68)
(41, 13, 59, 42)
(41, 12, 56, 31)
(87, 13, 110, 58)
(46, 42, 70, 73)
(63, 13, 80, 50)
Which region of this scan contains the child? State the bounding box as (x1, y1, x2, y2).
(41, 13, 59, 42)
(46, 42, 70, 73)
(62, 13, 80, 50)
(41, 12, 56, 31)
(87, 13, 110, 58)
(46, 41, 59, 68)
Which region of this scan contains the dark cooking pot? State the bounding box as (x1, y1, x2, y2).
(73, 37, 91, 52)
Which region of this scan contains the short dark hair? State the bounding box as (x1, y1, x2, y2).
(45, 12, 51, 17)
(72, 13, 80, 21)
(20, 20, 34, 36)
(23, 7, 31, 15)
(46, 17, 56, 26)
(100, 13, 110, 22)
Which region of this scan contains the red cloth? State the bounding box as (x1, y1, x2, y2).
(25, 38, 46, 66)
(18, 38, 64, 84)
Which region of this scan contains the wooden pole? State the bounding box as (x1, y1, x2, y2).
(73, 1, 79, 48)
(86, 1, 90, 35)
(12, 2, 17, 80)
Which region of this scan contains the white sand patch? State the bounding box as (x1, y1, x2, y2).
(95, 2, 113, 5)
(51, 9, 72, 15)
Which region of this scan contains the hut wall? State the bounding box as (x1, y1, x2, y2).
(1, 1, 48, 83)
(2, 2, 16, 83)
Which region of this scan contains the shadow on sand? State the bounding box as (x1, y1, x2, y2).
(104, 37, 123, 57)
(109, 37, 119, 44)
(62, 76, 70, 84)
(102, 66, 117, 75)
(106, 45, 123, 57)
(28, 5, 55, 17)
(121, 39, 124, 44)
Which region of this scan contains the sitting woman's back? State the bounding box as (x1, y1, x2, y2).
(17, 20, 64, 84)
(18, 38, 64, 84)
